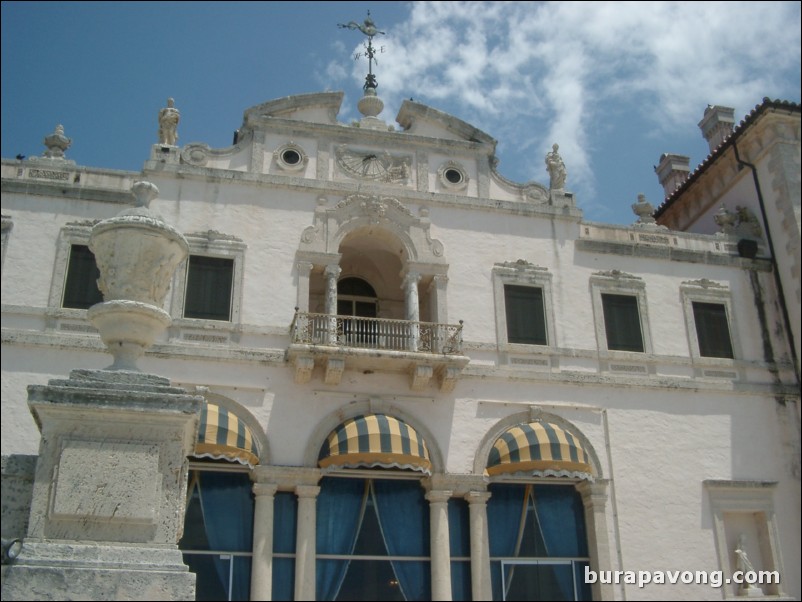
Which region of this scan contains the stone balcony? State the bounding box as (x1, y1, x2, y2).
(287, 312, 469, 392)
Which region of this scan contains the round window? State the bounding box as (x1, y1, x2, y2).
(281, 149, 301, 165)
(444, 168, 463, 184)
(274, 144, 307, 171)
(438, 162, 469, 190)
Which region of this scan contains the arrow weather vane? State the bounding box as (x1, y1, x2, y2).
(338, 11, 386, 91)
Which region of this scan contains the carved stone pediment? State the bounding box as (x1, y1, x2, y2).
(496, 259, 548, 272)
(592, 269, 641, 281)
(185, 230, 243, 243)
(299, 194, 446, 264)
(681, 278, 727, 289)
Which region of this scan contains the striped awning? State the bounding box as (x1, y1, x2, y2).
(194, 403, 260, 468)
(486, 421, 593, 479)
(318, 414, 432, 474)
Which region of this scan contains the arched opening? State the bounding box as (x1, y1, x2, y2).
(484, 420, 594, 601)
(315, 414, 433, 601)
(180, 402, 262, 602)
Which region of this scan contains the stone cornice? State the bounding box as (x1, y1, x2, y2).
(1, 178, 134, 204)
(3, 325, 795, 396)
(141, 161, 584, 221)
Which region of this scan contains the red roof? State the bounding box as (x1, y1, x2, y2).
(654, 98, 801, 220)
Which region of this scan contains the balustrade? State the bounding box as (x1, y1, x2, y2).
(291, 312, 463, 355)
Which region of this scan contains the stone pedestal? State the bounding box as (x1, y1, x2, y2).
(1, 369, 203, 601)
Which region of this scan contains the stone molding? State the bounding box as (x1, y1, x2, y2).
(492, 261, 557, 351)
(589, 269, 653, 356)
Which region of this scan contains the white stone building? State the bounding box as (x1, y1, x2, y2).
(1, 87, 799, 601)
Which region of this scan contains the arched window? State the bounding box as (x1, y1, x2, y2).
(337, 277, 378, 318)
(316, 414, 433, 601)
(485, 421, 594, 601)
(179, 403, 261, 601)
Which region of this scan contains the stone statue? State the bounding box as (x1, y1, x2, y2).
(714, 205, 736, 236)
(734, 534, 762, 596)
(545, 143, 567, 190)
(735, 205, 762, 240)
(158, 98, 180, 146)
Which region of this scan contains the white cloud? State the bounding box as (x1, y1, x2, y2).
(323, 1, 801, 217)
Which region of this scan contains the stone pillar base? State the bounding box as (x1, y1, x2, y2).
(2, 541, 195, 601)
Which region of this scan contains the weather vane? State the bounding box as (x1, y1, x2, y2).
(338, 10, 386, 91)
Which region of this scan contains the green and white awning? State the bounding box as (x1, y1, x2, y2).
(318, 414, 432, 474)
(194, 403, 260, 468)
(487, 421, 593, 479)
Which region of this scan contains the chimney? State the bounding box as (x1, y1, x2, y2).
(655, 153, 690, 197)
(698, 105, 735, 152)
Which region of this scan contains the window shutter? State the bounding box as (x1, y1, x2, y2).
(693, 302, 734, 358)
(601, 294, 644, 352)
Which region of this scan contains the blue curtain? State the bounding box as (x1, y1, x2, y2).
(197, 472, 254, 601)
(532, 485, 587, 557)
(451, 561, 472, 601)
(272, 558, 295, 602)
(449, 498, 472, 601)
(316, 478, 367, 600)
(373, 479, 431, 601)
(273, 492, 297, 601)
(488, 484, 526, 557)
(531, 486, 586, 600)
(488, 484, 527, 600)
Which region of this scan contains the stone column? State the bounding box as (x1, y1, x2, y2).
(426, 489, 453, 601)
(324, 265, 341, 345)
(429, 275, 449, 351)
(465, 490, 493, 601)
(250, 482, 278, 601)
(294, 485, 321, 601)
(293, 261, 314, 346)
(296, 261, 313, 312)
(430, 274, 448, 324)
(576, 480, 614, 601)
(403, 271, 421, 351)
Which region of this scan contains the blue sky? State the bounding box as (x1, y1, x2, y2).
(2, 1, 800, 225)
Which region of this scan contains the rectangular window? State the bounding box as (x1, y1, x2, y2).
(504, 285, 547, 345)
(601, 293, 644, 352)
(62, 244, 103, 309)
(184, 255, 234, 321)
(692, 302, 734, 358)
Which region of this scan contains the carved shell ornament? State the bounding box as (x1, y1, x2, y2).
(360, 199, 387, 224)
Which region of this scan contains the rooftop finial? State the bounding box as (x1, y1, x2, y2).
(338, 10, 386, 92)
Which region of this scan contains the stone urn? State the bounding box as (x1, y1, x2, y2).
(88, 181, 188, 370)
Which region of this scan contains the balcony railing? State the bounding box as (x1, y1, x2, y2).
(291, 311, 463, 355)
